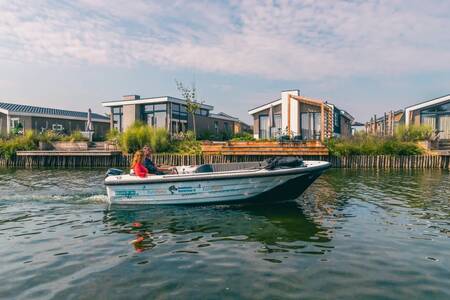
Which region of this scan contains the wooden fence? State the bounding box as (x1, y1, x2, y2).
(1, 153, 449, 169)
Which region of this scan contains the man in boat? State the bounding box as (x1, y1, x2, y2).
(142, 145, 161, 175)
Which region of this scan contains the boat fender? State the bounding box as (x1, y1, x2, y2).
(105, 168, 124, 177)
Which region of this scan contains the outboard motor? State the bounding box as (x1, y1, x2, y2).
(105, 168, 124, 177)
(265, 156, 304, 170)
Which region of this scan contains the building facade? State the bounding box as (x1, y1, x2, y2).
(365, 110, 405, 136)
(405, 95, 450, 140)
(248, 90, 354, 140)
(0, 102, 110, 139)
(365, 94, 450, 140)
(102, 95, 249, 138)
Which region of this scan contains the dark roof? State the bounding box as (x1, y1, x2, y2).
(0, 102, 109, 121)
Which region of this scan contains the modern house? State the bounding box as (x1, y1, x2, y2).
(248, 90, 354, 141)
(101, 95, 249, 138)
(365, 94, 450, 140)
(0, 102, 110, 139)
(405, 95, 450, 140)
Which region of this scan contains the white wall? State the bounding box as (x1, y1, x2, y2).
(281, 90, 300, 135)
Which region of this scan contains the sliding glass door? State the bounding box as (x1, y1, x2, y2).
(300, 112, 321, 140)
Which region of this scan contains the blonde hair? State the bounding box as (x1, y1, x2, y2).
(131, 150, 144, 168)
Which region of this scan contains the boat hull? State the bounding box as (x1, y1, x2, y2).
(105, 161, 330, 205)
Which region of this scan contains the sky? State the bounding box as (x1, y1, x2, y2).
(0, 0, 449, 124)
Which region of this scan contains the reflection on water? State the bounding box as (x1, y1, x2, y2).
(105, 201, 331, 254)
(0, 168, 449, 299)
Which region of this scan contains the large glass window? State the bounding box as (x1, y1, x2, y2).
(195, 108, 209, 117)
(171, 103, 188, 121)
(259, 115, 269, 139)
(421, 101, 450, 139)
(112, 106, 123, 131)
(300, 112, 321, 140)
(142, 103, 167, 128)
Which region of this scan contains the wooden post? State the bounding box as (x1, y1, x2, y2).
(320, 103, 325, 142)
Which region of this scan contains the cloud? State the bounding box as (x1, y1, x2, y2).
(0, 0, 449, 80)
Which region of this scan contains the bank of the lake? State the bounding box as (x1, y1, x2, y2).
(1, 153, 449, 169)
(0, 168, 449, 299)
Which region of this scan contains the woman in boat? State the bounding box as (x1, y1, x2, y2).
(131, 150, 148, 178)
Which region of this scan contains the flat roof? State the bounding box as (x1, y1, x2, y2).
(404, 94, 450, 110)
(102, 96, 214, 110)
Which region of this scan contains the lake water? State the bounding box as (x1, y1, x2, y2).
(0, 168, 449, 299)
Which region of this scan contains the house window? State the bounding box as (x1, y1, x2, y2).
(142, 103, 167, 128)
(300, 112, 321, 140)
(195, 108, 209, 117)
(214, 121, 219, 134)
(171, 103, 188, 121)
(112, 106, 123, 132)
(420, 101, 450, 139)
(224, 122, 229, 133)
(259, 115, 269, 139)
(11, 118, 20, 129)
(52, 124, 64, 131)
(271, 114, 282, 137)
(10, 118, 24, 134)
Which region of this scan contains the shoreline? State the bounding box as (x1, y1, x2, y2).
(0, 153, 449, 169)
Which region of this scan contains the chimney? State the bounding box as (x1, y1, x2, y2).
(122, 95, 140, 100)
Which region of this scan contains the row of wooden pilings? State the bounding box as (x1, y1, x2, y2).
(0, 154, 449, 169)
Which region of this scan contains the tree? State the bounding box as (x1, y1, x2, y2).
(175, 80, 204, 137)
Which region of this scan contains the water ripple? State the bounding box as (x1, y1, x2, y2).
(0, 168, 449, 299)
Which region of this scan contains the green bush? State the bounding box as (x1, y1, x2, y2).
(60, 131, 88, 142)
(326, 133, 423, 156)
(0, 131, 39, 159)
(171, 130, 202, 154)
(231, 132, 256, 141)
(395, 125, 433, 142)
(106, 128, 120, 144)
(38, 130, 63, 143)
(119, 122, 172, 153)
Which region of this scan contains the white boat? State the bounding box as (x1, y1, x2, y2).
(104, 158, 331, 205)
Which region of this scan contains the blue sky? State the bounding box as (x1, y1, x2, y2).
(1, 0, 449, 123)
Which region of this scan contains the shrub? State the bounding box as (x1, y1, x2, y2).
(60, 131, 89, 142)
(118, 122, 172, 153)
(172, 130, 202, 154)
(395, 125, 433, 142)
(106, 128, 120, 145)
(326, 133, 423, 156)
(231, 132, 256, 141)
(38, 130, 63, 143)
(0, 131, 39, 159)
(197, 130, 216, 141)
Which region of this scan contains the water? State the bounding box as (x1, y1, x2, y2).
(0, 168, 449, 299)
